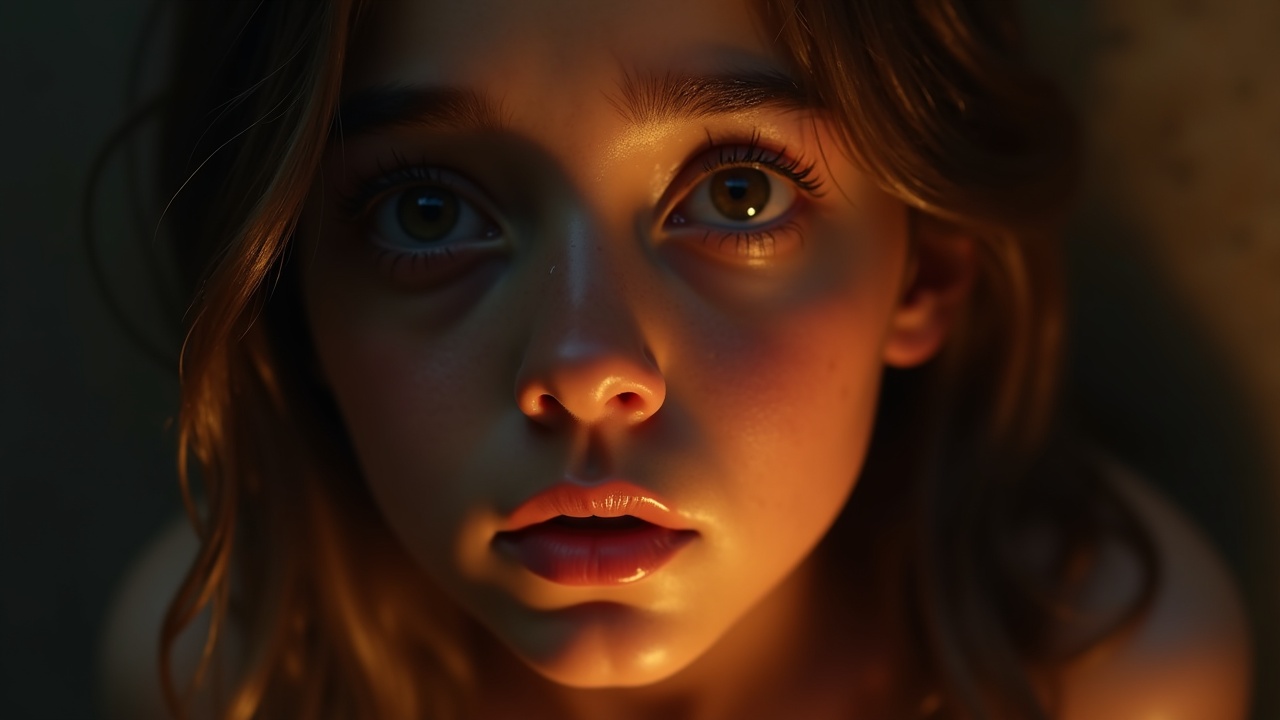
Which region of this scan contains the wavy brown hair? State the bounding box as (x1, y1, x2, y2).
(124, 0, 1159, 717)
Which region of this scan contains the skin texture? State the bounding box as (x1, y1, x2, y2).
(296, 0, 967, 707)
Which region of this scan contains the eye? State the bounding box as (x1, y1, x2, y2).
(659, 136, 823, 266)
(674, 166, 798, 228)
(670, 163, 798, 237)
(370, 182, 499, 253)
(395, 186, 458, 241)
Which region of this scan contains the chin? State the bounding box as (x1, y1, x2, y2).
(527, 641, 699, 689)
(503, 602, 714, 689)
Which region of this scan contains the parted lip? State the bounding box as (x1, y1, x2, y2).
(498, 479, 690, 532)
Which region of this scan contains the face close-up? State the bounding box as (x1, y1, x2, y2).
(298, 0, 944, 691)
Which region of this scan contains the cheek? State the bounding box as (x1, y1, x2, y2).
(668, 203, 908, 569)
(301, 277, 515, 580)
(683, 222, 904, 477)
(682, 296, 891, 552)
(647, 288, 895, 617)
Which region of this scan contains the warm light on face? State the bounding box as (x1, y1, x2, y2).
(299, 0, 916, 691)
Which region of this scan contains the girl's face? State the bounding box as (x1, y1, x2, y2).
(300, 0, 951, 689)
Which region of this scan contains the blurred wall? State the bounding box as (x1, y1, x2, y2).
(1024, 0, 1280, 711)
(0, 1, 1275, 719)
(0, 3, 180, 719)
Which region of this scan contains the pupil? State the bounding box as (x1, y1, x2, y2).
(710, 168, 770, 222)
(397, 187, 459, 242)
(417, 195, 444, 220)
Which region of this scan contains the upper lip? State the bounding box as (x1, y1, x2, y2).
(499, 479, 689, 532)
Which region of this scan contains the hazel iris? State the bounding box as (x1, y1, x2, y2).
(397, 187, 459, 242)
(709, 167, 770, 222)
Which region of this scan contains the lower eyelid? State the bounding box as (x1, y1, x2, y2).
(367, 237, 507, 288)
(688, 220, 806, 263)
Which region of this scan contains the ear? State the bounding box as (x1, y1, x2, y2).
(882, 214, 977, 368)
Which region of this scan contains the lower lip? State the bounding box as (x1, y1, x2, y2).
(494, 522, 697, 586)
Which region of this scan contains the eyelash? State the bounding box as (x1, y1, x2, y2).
(335, 152, 494, 274)
(678, 130, 821, 261)
(698, 129, 824, 196)
(334, 134, 823, 269)
(336, 149, 457, 221)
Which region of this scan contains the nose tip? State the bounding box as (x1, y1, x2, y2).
(516, 350, 666, 427)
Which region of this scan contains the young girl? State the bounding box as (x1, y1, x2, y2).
(101, 0, 1251, 717)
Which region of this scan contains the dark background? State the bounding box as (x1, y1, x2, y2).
(1, 1, 1276, 718)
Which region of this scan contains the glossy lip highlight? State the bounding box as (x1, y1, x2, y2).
(498, 479, 692, 532)
(493, 479, 699, 586)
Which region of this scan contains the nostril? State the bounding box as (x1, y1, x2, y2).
(608, 391, 644, 414)
(530, 394, 569, 419)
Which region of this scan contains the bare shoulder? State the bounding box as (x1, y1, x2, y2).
(1057, 458, 1253, 720)
(97, 514, 238, 720)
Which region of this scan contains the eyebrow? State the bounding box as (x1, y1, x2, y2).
(608, 68, 814, 125)
(331, 68, 816, 141)
(332, 86, 506, 139)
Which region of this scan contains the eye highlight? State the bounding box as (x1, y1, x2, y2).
(340, 162, 501, 254)
(332, 154, 510, 287)
(663, 132, 823, 264)
(677, 166, 796, 228)
(712, 167, 770, 221)
(333, 156, 507, 287)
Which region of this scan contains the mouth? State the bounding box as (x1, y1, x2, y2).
(493, 481, 698, 586)
(545, 515, 651, 530)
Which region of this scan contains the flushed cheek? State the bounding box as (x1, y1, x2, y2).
(687, 287, 891, 460)
(660, 195, 905, 483)
(666, 280, 895, 563)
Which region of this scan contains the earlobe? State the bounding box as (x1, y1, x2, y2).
(882, 217, 976, 368)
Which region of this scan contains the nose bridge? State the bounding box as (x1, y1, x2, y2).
(556, 215, 636, 338)
(515, 212, 665, 427)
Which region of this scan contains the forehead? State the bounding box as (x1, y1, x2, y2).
(345, 0, 778, 94)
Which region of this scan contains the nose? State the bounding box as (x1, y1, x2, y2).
(514, 249, 666, 429)
(516, 343, 666, 427)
